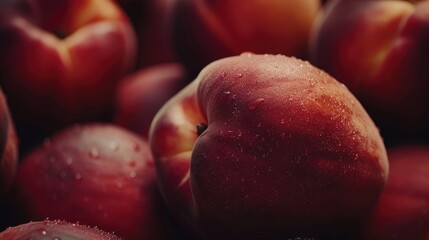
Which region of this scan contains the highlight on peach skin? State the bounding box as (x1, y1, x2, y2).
(0, 89, 18, 196)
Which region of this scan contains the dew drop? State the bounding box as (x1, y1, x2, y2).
(129, 171, 136, 178)
(41, 230, 47, 235)
(128, 159, 137, 167)
(223, 90, 231, 95)
(89, 148, 100, 159)
(235, 73, 243, 78)
(241, 52, 253, 58)
(248, 98, 265, 110)
(52, 237, 61, 240)
(131, 142, 140, 152)
(109, 142, 119, 151)
(75, 173, 82, 180)
(280, 118, 285, 124)
(66, 157, 73, 165)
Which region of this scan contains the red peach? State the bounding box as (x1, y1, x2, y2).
(13, 124, 162, 240)
(364, 146, 429, 240)
(149, 53, 389, 239)
(173, 0, 321, 75)
(0, 0, 137, 131)
(0, 220, 121, 240)
(310, 0, 429, 141)
(114, 63, 188, 138)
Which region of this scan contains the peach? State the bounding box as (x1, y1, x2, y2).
(310, 0, 429, 141)
(114, 63, 188, 138)
(0, 0, 137, 131)
(173, 0, 321, 76)
(13, 124, 163, 240)
(149, 53, 389, 239)
(0, 220, 121, 240)
(364, 146, 429, 240)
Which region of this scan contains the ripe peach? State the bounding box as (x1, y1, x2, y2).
(149, 53, 389, 239)
(173, 0, 321, 75)
(364, 146, 429, 240)
(114, 63, 188, 138)
(13, 124, 162, 240)
(0, 0, 137, 131)
(0, 220, 121, 240)
(310, 0, 429, 141)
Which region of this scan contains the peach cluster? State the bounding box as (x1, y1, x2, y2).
(0, 0, 427, 239)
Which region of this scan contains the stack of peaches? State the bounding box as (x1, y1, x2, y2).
(0, 0, 428, 239)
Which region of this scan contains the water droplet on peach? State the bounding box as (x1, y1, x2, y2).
(75, 173, 82, 180)
(89, 148, 100, 159)
(128, 159, 137, 167)
(241, 52, 253, 57)
(66, 157, 73, 165)
(109, 141, 119, 151)
(248, 98, 265, 110)
(131, 142, 140, 152)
